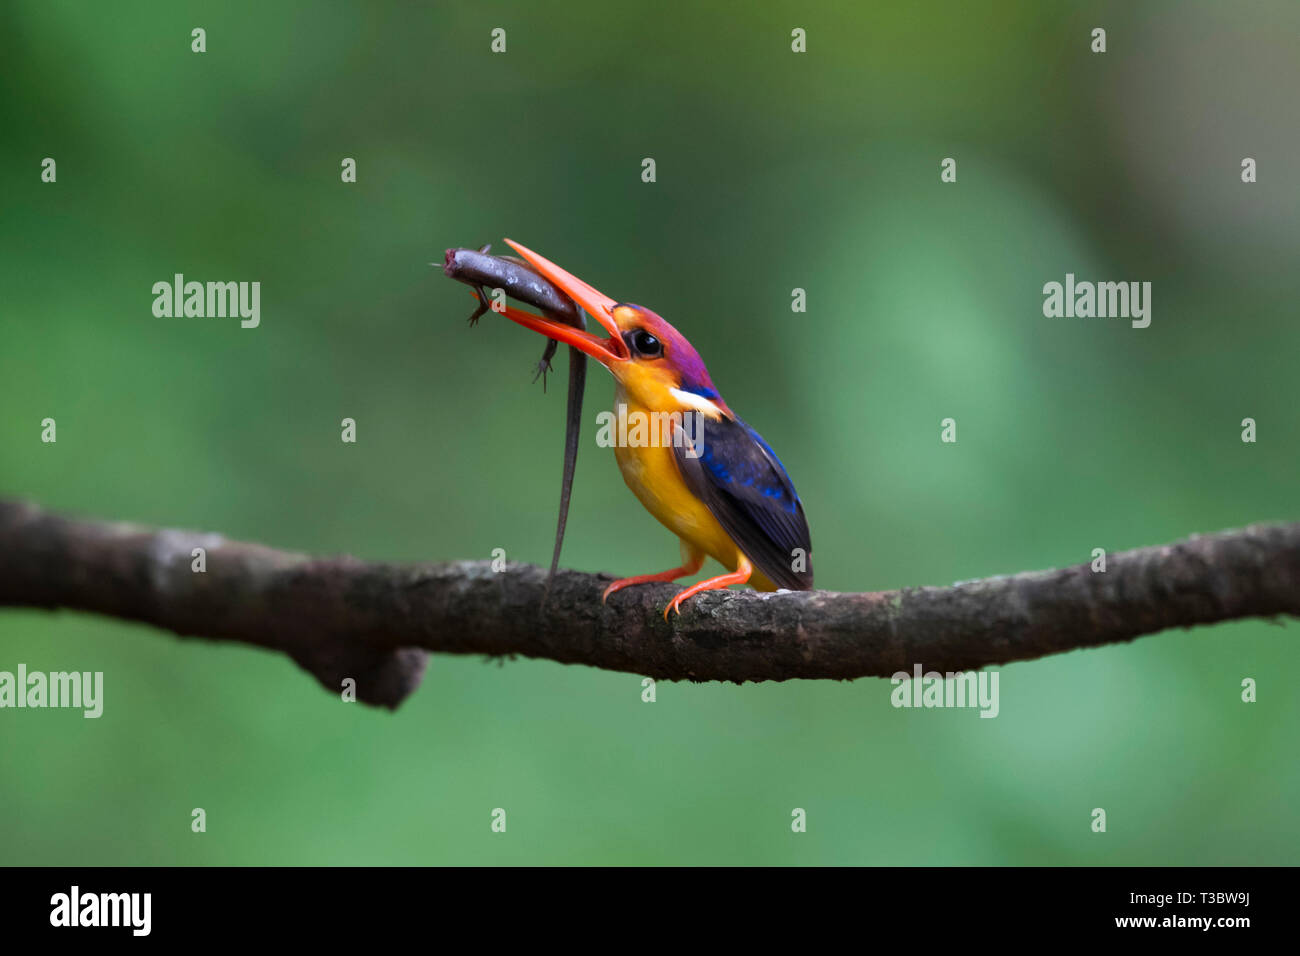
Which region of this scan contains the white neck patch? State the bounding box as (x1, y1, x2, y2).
(669, 387, 725, 419)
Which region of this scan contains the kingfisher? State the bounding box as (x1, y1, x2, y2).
(490, 240, 813, 618)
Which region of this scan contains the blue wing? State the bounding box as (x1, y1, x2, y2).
(673, 414, 813, 590)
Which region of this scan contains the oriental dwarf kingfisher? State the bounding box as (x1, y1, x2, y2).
(495, 239, 813, 618)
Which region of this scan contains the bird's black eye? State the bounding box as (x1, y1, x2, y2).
(626, 329, 663, 358)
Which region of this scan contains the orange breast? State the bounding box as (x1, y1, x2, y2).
(609, 394, 777, 591)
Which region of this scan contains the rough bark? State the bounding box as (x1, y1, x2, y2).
(1, 499, 1295, 709)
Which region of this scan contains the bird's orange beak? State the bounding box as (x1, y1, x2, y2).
(499, 239, 629, 365)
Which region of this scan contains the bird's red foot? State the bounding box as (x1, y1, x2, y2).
(663, 561, 752, 620)
(601, 555, 704, 604)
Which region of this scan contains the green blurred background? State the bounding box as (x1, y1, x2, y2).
(2, 0, 1297, 865)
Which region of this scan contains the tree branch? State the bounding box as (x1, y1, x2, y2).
(1, 499, 1295, 709)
